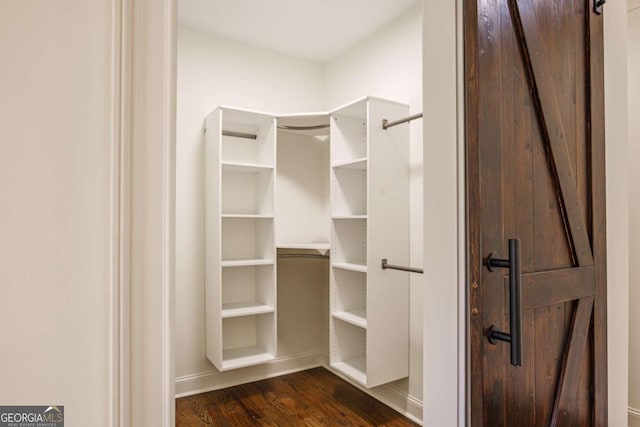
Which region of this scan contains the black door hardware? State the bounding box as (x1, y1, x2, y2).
(486, 239, 522, 367)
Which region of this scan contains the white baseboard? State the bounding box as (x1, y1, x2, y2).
(377, 384, 423, 425)
(629, 407, 640, 427)
(174, 351, 325, 398)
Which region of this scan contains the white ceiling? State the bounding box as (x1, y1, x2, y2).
(178, 0, 421, 62)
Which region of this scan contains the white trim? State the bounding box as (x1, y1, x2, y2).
(109, 0, 122, 425)
(381, 387, 424, 426)
(175, 352, 325, 398)
(129, 2, 142, 423)
(109, 0, 133, 425)
(119, 1, 132, 426)
(456, 0, 467, 424)
(422, 0, 462, 425)
(127, 0, 176, 425)
(630, 407, 640, 427)
(162, 1, 177, 426)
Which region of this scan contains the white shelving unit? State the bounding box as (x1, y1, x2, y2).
(205, 97, 409, 387)
(329, 97, 410, 388)
(205, 106, 278, 371)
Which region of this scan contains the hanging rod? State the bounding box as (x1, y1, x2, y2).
(221, 124, 330, 139)
(381, 258, 423, 274)
(278, 124, 330, 131)
(382, 113, 424, 130)
(222, 130, 257, 140)
(277, 254, 330, 260)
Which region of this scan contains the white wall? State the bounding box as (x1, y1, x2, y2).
(324, 4, 424, 405)
(0, 1, 115, 425)
(628, 1, 640, 424)
(176, 26, 326, 379)
(605, 1, 631, 426)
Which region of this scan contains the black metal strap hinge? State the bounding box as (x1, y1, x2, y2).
(594, 0, 605, 15)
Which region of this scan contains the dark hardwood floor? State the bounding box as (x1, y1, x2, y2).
(176, 367, 420, 426)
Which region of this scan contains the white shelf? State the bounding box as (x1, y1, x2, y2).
(331, 358, 367, 386)
(221, 259, 274, 268)
(332, 157, 367, 170)
(222, 302, 275, 318)
(332, 215, 367, 220)
(222, 162, 274, 173)
(332, 262, 367, 273)
(222, 346, 275, 371)
(332, 310, 367, 329)
(222, 214, 274, 219)
(276, 242, 330, 251)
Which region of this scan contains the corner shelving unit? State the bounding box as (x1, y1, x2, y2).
(329, 97, 410, 388)
(204, 97, 410, 388)
(205, 106, 277, 371)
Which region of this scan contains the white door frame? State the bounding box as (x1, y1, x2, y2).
(122, 1, 465, 425)
(117, 0, 177, 425)
(422, 0, 465, 426)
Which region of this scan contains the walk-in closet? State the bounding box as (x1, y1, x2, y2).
(176, 0, 424, 424)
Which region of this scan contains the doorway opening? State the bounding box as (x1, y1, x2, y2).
(174, 1, 425, 424)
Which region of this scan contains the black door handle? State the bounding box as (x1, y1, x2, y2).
(486, 239, 522, 367)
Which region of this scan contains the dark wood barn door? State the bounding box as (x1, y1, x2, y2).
(465, 0, 607, 425)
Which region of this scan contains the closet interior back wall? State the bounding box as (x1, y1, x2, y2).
(275, 127, 331, 359)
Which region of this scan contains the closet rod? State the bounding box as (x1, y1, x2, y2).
(222, 130, 257, 140)
(382, 112, 424, 130)
(277, 254, 329, 260)
(278, 124, 330, 131)
(381, 258, 424, 274)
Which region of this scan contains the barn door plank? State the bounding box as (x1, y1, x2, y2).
(508, 0, 594, 267)
(551, 297, 594, 426)
(520, 267, 594, 310)
(588, 6, 608, 424)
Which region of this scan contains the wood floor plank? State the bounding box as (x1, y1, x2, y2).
(176, 368, 419, 427)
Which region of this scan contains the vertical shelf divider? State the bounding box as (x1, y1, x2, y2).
(329, 97, 410, 388)
(206, 107, 278, 371)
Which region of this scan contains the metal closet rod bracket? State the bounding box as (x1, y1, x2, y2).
(381, 258, 424, 274)
(382, 112, 424, 130)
